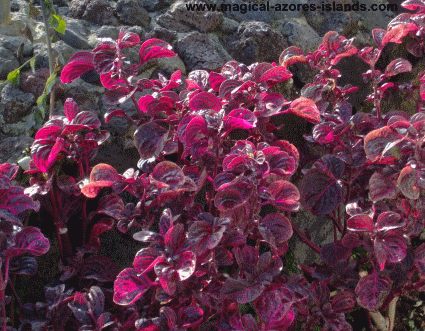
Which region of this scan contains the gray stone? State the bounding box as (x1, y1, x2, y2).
(157, 0, 223, 33)
(289, 209, 334, 265)
(140, 0, 172, 12)
(88, 25, 121, 47)
(0, 47, 19, 80)
(176, 31, 232, 72)
(68, 0, 118, 26)
(145, 27, 176, 44)
(116, 0, 151, 27)
(64, 79, 105, 113)
(0, 36, 34, 57)
(32, 41, 75, 69)
(18, 155, 32, 171)
(0, 83, 35, 124)
(0, 135, 34, 163)
(278, 18, 321, 53)
(224, 21, 287, 65)
(55, 18, 92, 49)
(0, 112, 35, 136)
(220, 17, 239, 35)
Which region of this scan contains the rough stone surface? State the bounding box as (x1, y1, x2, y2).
(68, 0, 118, 26)
(55, 18, 92, 49)
(0, 135, 34, 163)
(278, 18, 321, 53)
(0, 47, 19, 80)
(225, 21, 286, 65)
(140, 0, 172, 12)
(176, 32, 232, 72)
(157, 0, 223, 33)
(145, 27, 176, 44)
(116, 0, 151, 27)
(0, 83, 35, 124)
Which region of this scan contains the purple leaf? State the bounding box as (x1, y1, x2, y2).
(220, 278, 261, 304)
(90, 193, 124, 220)
(6, 227, 49, 258)
(397, 165, 420, 200)
(134, 122, 168, 159)
(0, 186, 40, 225)
(374, 234, 407, 270)
(258, 213, 293, 248)
(150, 161, 185, 190)
(355, 273, 392, 311)
(104, 108, 133, 123)
(177, 250, 196, 281)
(61, 51, 94, 83)
(178, 305, 204, 328)
(332, 291, 356, 313)
(320, 241, 351, 267)
(300, 169, 342, 215)
(214, 178, 253, 211)
(68, 292, 92, 325)
(154, 262, 179, 295)
(263, 181, 300, 212)
(414, 243, 425, 277)
(369, 172, 397, 201)
(113, 268, 152, 305)
(372, 29, 386, 49)
(9, 256, 37, 275)
(385, 58, 412, 77)
(79, 256, 118, 282)
(364, 125, 404, 162)
(312, 155, 345, 179)
(188, 213, 231, 255)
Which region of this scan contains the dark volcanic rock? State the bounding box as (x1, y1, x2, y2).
(116, 0, 151, 27)
(68, 0, 118, 26)
(225, 21, 286, 65)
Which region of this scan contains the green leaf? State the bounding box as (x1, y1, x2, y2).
(7, 69, 20, 85)
(49, 15, 66, 34)
(45, 73, 57, 94)
(37, 93, 47, 119)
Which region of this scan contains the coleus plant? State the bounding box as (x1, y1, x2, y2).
(2, 0, 425, 330)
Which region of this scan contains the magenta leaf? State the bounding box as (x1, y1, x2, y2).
(133, 247, 165, 275)
(402, 0, 425, 10)
(259, 66, 292, 87)
(68, 292, 92, 325)
(355, 273, 392, 311)
(287, 97, 320, 124)
(60, 51, 94, 83)
(209, 72, 225, 92)
(258, 213, 293, 248)
(312, 154, 345, 179)
(220, 278, 262, 304)
(63, 98, 79, 122)
(139, 38, 176, 65)
(134, 122, 169, 159)
(81, 164, 119, 198)
(372, 29, 386, 49)
(117, 27, 140, 49)
(300, 169, 342, 215)
(177, 250, 196, 281)
(385, 58, 412, 78)
(347, 214, 374, 232)
(6, 227, 49, 258)
(224, 108, 257, 133)
(154, 262, 179, 295)
(279, 46, 306, 66)
(189, 91, 222, 111)
(31, 137, 66, 173)
(113, 268, 152, 305)
(0, 163, 19, 180)
(375, 212, 404, 232)
(104, 108, 133, 123)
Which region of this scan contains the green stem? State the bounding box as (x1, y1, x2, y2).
(39, 0, 55, 117)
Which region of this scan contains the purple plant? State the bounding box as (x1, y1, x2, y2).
(3, 1, 425, 330)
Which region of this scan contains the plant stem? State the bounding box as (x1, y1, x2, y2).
(287, 214, 321, 254)
(39, 0, 56, 117)
(0, 269, 7, 331)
